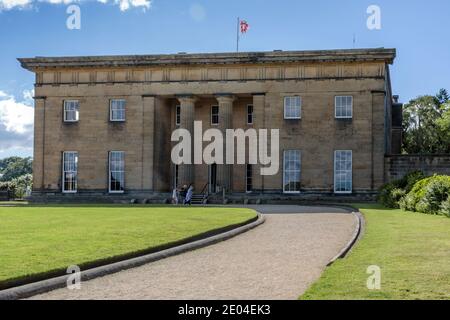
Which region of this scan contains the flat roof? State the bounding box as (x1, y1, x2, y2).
(19, 48, 396, 71)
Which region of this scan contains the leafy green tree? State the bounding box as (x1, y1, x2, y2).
(402, 89, 450, 154)
(0, 157, 33, 182)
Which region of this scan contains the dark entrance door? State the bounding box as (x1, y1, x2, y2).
(209, 164, 217, 194)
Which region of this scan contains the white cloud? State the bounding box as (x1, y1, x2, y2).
(189, 3, 206, 22)
(0, 0, 152, 11)
(0, 0, 31, 10)
(0, 95, 34, 134)
(23, 89, 34, 103)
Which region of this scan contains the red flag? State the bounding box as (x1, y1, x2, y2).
(240, 20, 249, 34)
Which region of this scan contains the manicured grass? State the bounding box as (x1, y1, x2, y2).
(0, 205, 256, 287)
(301, 204, 450, 300)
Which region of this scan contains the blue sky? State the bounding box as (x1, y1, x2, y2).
(0, 0, 449, 158)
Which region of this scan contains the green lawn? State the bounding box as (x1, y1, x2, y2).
(301, 204, 450, 300)
(0, 205, 256, 288)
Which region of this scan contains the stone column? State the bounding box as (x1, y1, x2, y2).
(177, 95, 197, 187)
(33, 96, 46, 191)
(142, 95, 155, 191)
(252, 93, 265, 193)
(216, 95, 235, 193)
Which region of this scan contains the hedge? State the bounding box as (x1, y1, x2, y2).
(379, 173, 450, 217)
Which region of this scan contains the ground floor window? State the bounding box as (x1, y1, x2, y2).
(334, 150, 352, 193)
(246, 164, 253, 193)
(109, 151, 125, 193)
(62, 151, 78, 193)
(283, 150, 301, 193)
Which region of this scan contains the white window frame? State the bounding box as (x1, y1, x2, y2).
(247, 104, 254, 125)
(283, 150, 301, 194)
(335, 96, 353, 119)
(175, 105, 181, 126)
(334, 150, 353, 194)
(245, 164, 253, 193)
(109, 151, 125, 194)
(109, 99, 126, 122)
(63, 100, 79, 122)
(211, 105, 219, 125)
(284, 96, 302, 119)
(62, 151, 78, 193)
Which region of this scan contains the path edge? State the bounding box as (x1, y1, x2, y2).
(0, 212, 265, 300)
(326, 206, 364, 266)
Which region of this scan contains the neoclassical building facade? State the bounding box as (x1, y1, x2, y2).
(19, 48, 400, 202)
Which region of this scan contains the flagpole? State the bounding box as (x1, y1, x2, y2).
(236, 17, 240, 52)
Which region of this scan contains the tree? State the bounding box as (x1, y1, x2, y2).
(402, 89, 450, 154)
(0, 157, 33, 182)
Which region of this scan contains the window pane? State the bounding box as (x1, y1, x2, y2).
(109, 151, 125, 192)
(284, 96, 301, 119)
(283, 150, 301, 192)
(335, 96, 352, 118)
(64, 101, 79, 122)
(62, 152, 78, 192)
(110, 100, 126, 121)
(334, 150, 352, 193)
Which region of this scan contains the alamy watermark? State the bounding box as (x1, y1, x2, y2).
(366, 265, 381, 290)
(66, 265, 81, 290)
(171, 121, 280, 176)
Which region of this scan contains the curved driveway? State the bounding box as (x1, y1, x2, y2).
(30, 205, 357, 300)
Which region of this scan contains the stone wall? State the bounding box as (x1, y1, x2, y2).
(385, 155, 450, 182)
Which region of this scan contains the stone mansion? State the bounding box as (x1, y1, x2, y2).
(19, 48, 402, 202)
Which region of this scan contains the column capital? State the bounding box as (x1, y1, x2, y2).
(215, 94, 236, 104)
(176, 95, 197, 105)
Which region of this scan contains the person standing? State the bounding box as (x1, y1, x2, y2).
(180, 185, 187, 204)
(185, 184, 194, 205)
(172, 188, 179, 205)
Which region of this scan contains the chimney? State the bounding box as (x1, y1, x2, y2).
(393, 95, 399, 103)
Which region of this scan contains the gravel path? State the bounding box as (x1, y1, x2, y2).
(29, 205, 357, 300)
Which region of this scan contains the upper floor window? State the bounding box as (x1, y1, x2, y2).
(247, 105, 254, 125)
(175, 105, 181, 126)
(62, 151, 78, 193)
(211, 105, 219, 125)
(64, 100, 79, 122)
(335, 96, 353, 119)
(110, 99, 126, 122)
(284, 96, 301, 119)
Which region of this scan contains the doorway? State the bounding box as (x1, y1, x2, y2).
(208, 164, 217, 194)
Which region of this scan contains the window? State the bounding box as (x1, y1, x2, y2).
(110, 99, 126, 122)
(335, 96, 353, 119)
(62, 152, 78, 193)
(246, 164, 253, 193)
(211, 105, 219, 125)
(64, 100, 79, 122)
(284, 96, 301, 119)
(283, 150, 301, 193)
(334, 150, 352, 193)
(247, 105, 254, 125)
(109, 151, 125, 193)
(175, 105, 181, 126)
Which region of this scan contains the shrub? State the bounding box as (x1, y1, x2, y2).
(378, 171, 425, 208)
(419, 176, 450, 215)
(440, 197, 450, 217)
(399, 177, 434, 212)
(400, 175, 450, 215)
